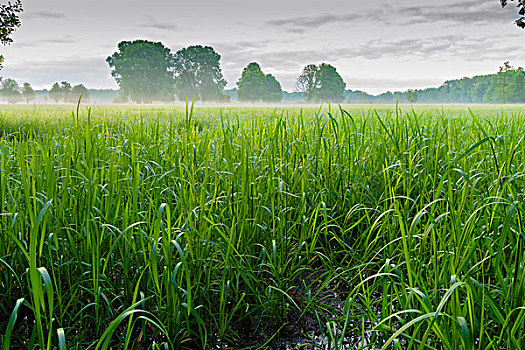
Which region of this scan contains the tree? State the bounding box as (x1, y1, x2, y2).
(173, 45, 227, 101)
(497, 61, 513, 103)
(61, 81, 72, 97)
(263, 74, 283, 102)
(296, 64, 319, 102)
(501, 0, 525, 28)
(49, 82, 63, 103)
(22, 82, 35, 103)
(68, 84, 90, 103)
(297, 64, 345, 103)
(237, 62, 266, 101)
(0, 0, 23, 70)
(316, 64, 346, 103)
(0, 78, 21, 103)
(237, 62, 283, 102)
(472, 77, 492, 102)
(48, 81, 75, 103)
(406, 89, 418, 104)
(107, 40, 176, 103)
(505, 67, 525, 103)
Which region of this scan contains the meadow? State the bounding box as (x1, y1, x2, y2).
(1, 103, 525, 349)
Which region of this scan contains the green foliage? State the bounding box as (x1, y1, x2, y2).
(495, 61, 513, 104)
(48, 81, 81, 103)
(264, 74, 283, 102)
(60, 81, 71, 96)
(0, 0, 23, 71)
(296, 64, 318, 102)
(406, 89, 418, 103)
(237, 62, 265, 101)
(2, 104, 525, 349)
(173, 45, 227, 102)
(451, 65, 525, 104)
(0, 78, 21, 103)
(0, 0, 22, 46)
(353, 63, 525, 104)
(316, 64, 346, 102)
(345, 90, 395, 103)
(68, 84, 90, 103)
(107, 40, 176, 103)
(237, 62, 283, 102)
(501, 0, 525, 28)
(506, 67, 525, 102)
(297, 63, 345, 103)
(49, 82, 63, 103)
(21, 82, 35, 103)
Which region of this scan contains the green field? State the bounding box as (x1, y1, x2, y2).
(1, 103, 525, 349)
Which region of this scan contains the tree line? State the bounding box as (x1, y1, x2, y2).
(416, 63, 525, 104)
(105, 40, 346, 104)
(345, 62, 525, 104)
(2, 59, 524, 104)
(0, 79, 90, 103)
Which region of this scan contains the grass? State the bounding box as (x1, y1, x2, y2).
(1, 103, 525, 349)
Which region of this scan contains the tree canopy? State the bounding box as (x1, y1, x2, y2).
(263, 74, 282, 103)
(417, 66, 525, 104)
(345, 64, 525, 104)
(22, 82, 35, 103)
(501, 0, 525, 28)
(173, 45, 227, 102)
(48, 81, 73, 103)
(497, 61, 513, 103)
(69, 84, 90, 103)
(296, 64, 318, 102)
(61, 81, 72, 96)
(237, 62, 283, 102)
(49, 82, 63, 103)
(46, 81, 91, 103)
(297, 63, 345, 103)
(316, 64, 346, 102)
(0, 78, 21, 103)
(406, 90, 418, 104)
(107, 40, 176, 103)
(0, 0, 23, 70)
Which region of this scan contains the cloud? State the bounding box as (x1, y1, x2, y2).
(266, 0, 515, 32)
(141, 17, 179, 31)
(24, 11, 66, 19)
(267, 13, 362, 31)
(212, 40, 271, 58)
(42, 38, 77, 44)
(15, 37, 78, 48)
(390, 0, 514, 26)
(219, 35, 468, 68)
(218, 33, 525, 87)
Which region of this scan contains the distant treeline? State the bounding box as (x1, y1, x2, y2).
(1, 39, 524, 104)
(346, 65, 525, 104)
(3, 68, 525, 104)
(0, 79, 121, 104)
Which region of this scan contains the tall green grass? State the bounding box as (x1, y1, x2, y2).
(1, 104, 525, 349)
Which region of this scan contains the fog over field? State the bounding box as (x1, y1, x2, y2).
(1, 0, 523, 94)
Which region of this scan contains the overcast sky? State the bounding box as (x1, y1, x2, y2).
(0, 0, 524, 94)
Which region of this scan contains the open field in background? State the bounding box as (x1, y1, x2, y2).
(1, 103, 525, 349)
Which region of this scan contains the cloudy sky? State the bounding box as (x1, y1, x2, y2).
(1, 0, 524, 94)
